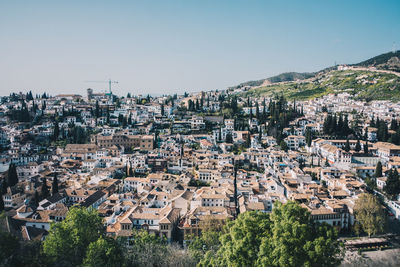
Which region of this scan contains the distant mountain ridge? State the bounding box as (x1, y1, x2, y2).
(352, 50, 400, 72)
(232, 50, 400, 89)
(231, 72, 316, 89)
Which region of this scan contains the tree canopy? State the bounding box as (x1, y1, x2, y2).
(354, 193, 385, 237)
(43, 207, 104, 266)
(195, 201, 342, 267)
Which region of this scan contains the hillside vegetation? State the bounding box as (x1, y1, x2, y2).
(354, 50, 400, 72)
(231, 72, 315, 89)
(241, 69, 400, 101)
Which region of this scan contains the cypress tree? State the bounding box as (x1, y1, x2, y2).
(344, 138, 350, 152)
(355, 139, 361, 152)
(41, 178, 49, 199)
(256, 102, 260, 120)
(53, 120, 59, 141)
(1, 180, 7, 195)
(233, 161, 239, 219)
(364, 140, 369, 155)
(33, 190, 40, 207)
(52, 173, 59, 195)
(375, 161, 383, 178)
(7, 163, 18, 187)
(0, 190, 4, 211)
(161, 104, 165, 116)
(306, 129, 313, 147)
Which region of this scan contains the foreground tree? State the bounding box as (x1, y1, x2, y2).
(43, 207, 104, 266)
(197, 201, 341, 267)
(82, 237, 123, 267)
(200, 211, 271, 267)
(258, 202, 341, 267)
(125, 230, 196, 267)
(354, 193, 385, 237)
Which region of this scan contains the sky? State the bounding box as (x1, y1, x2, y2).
(0, 0, 399, 97)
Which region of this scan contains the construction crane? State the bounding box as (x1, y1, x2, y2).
(85, 79, 118, 95)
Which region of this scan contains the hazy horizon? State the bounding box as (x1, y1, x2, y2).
(1, 0, 399, 97)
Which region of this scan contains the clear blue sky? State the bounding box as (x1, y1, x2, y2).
(0, 0, 399, 96)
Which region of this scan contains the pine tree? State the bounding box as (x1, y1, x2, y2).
(52, 173, 59, 195)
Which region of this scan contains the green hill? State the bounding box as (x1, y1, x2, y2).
(242, 69, 400, 101)
(237, 51, 400, 101)
(231, 72, 315, 89)
(353, 50, 400, 72)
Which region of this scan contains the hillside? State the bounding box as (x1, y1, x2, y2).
(236, 51, 400, 101)
(241, 69, 400, 101)
(353, 50, 400, 72)
(231, 72, 316, 89)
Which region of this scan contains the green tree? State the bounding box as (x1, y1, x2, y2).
(384, 169, 400, 199)
(7, 163, 18, 187)
(33, 190, 40, 207)
(0, 192, 4, 211)
(1, 180, 7, 195)
(41, 178, 49, 199)
(355, 139, 361, 152)
(305, 128, 313, 147)
(325, 158, 330, 167)
(344, 138, 350, 152)
(280, 140, 288, 152)
(53, 121, 59, 141)
(125, 230, 168, 267)
(52, 173, 59, 195)
(375, 161, 383, 177)
(199, 202, 341, 267)
(82, 237, 123, 267)
(258, 201, 341, 267)
(199, 211, 271, 267)
(0, 230, 20, 265)
(225, 132, 233, 144)
(161, 103, 165, 116)
(354, 193, 385, 237)
(189, 229, 221, 263)
(364, 140, 369, 154)
(43, 207, 104, 267)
